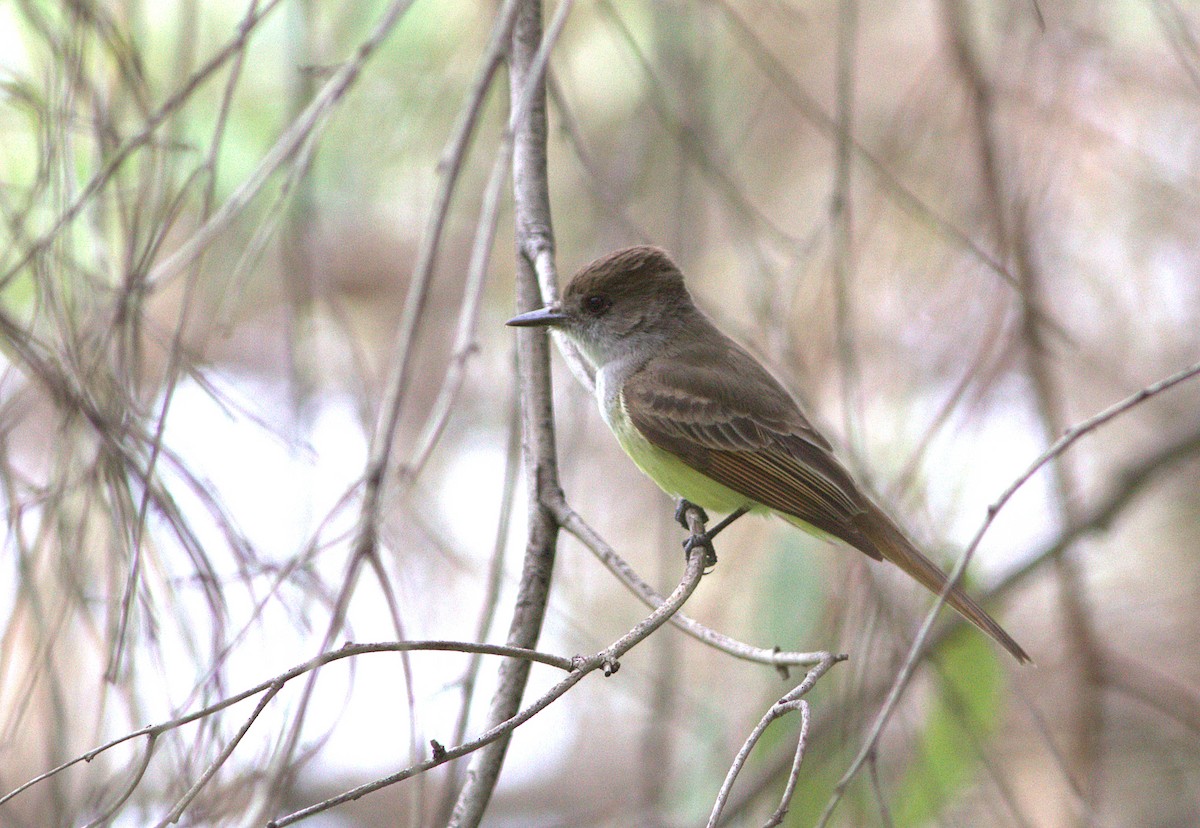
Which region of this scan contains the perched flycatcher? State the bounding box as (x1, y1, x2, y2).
(508, 245, 1028, 663)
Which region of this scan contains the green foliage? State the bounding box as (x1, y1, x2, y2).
(756, 530, 826, 646)
(748, 534, 837, 826)
(892, 627, 1004, 827)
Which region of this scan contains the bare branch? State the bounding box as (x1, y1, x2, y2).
(0, 641, 572, 814)
(708, 653, 840, 828)
(0, 0, 288, 288)
(145, 0, 420, 288)
(447, 2, 575, 823)
(941, 0, 1101, 802)
(548, 492, 832, 670)
(273, 535, 710, 828)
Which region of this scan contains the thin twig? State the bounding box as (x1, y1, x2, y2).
(987, 423, 1200, 602)
(240, 3, 522, 822)
(0, 640, 571, 811)
(81, 734, 157, 828)
(435, 392, 522, 824)
(865, 752, 896, 828)
(155, 683, 283, 827)
(707, 0, 1072, 344)
(596, 0, 801, 249)
(713, 416, 1200, 824)
(942, 0, 1101, 805)
(765, 701, 812, 828)
(363, 0, 520, 513)
(446, 2, 578, 823)
(145, 0, 420, 288)
(398, 8, 527, 484)
(709, 653, 841, 828)
(107, 0, 263, 685)
(548, 492, 831, 669)
(0, 0, 289, 289)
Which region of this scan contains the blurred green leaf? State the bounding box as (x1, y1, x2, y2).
(748, 533, 841, 827)
(756, 529, 826, 646)
(893, 625, 1004, 827)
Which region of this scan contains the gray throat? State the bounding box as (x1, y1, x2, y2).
(594, 352, 645, 429)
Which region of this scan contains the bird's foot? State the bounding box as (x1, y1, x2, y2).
(678, 504, 751, 572)
(674, 499, 708, 530)
(682, 531, 719, 571)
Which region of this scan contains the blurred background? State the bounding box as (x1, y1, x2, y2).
(1, 0, 1199, 825)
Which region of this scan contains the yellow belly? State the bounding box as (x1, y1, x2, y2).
(606, 394, 766, 516)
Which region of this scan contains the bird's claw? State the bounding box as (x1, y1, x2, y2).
(682, 532, 718, 571)
(674, 499, 708, 530)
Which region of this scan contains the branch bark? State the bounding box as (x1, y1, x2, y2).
(448, 1, 561, 823)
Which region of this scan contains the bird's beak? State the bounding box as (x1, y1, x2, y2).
(506, 306, 568, 327)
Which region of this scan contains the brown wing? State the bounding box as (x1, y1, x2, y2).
(621, 332, 882, 559)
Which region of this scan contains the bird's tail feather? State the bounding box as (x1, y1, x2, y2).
(856, 510, 1030, 664)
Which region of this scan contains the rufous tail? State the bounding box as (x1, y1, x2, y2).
(856, 509, 1030, 664)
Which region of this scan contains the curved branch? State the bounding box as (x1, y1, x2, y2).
(817, 358, 1200, 826)
(708, 652, 841, 828)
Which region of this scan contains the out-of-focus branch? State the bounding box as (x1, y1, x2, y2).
(988, 420, 1200, 599)
(597, 0, 800, 248)
(546, 71, 650, 244)
(371, 0, 521, 498)
(940, 1, 1097, 808)
(709, 0, 1069, 345)
(831, 0, 861, 448)
(0, 0, 288, 289)
(1101, 650, 1200, 736)
(0, 641, 574, 815)
(242, 1, 508, 820)
(432, 393, 521, 823)
(145, 0, 419, 289)
(717, 413, 1200, 823)
(1154, 0, 1200, 94)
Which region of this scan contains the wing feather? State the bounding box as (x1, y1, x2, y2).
(622, 337, 877, 555)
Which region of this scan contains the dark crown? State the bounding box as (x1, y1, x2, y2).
(566, 246, 688, 304)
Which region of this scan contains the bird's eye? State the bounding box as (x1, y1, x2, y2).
(582, 294, 611, 315)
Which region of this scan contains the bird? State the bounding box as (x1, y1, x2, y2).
(507, 245, 1029, 663)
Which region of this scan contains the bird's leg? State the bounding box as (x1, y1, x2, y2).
(702, 506, 750, 541)
(679, 504, 750, 570)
